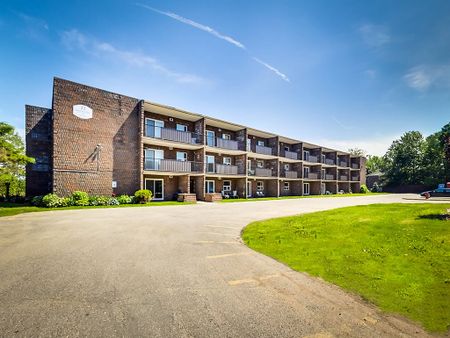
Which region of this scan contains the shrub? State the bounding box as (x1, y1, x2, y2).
(360, 184, 370, 194)
(60, 197, 71, 207)
(31, 195, 44, 207)
(71, 191, 89, 206)
(88, 196, 109, 206)
(134, 189, 152, 203)
(42, 193, 64, 208)
(117, 194, 133, 204)
(107, 197, 119, 206)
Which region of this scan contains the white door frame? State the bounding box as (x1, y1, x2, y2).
(205, 180, 215, 194)
(145, 178, 164, 200)
(303, 182, 310, 196)
(246, 181, 252, 197)
(321, 183, 326, 195)
(206, 155, 215, 173)
(206, 130, 215, 146)
(145, 118, 164, 138)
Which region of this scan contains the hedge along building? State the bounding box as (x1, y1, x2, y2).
(26, 78, 366, 201)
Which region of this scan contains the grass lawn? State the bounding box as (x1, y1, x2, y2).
(220, 192, 388, 203)
(242, 203, 450, 333)
(0, 201, 192, 218)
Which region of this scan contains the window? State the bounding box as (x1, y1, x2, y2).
(206, 155, 215, 173)
(303, 183, 310, 195)
(176, 124, 187, 132)
(284, 182, 290, 191)
(256, 181, 264, 191)
(284, 146, 290, 152)
(303, 166, 310, 177)
(205, 180, 215, 194)
(223, 180, 231, 191)
(257, 140, 265, 147)
(284, 163, 290, 171)
(256, 160, 264, 168)
(176, 152, 187, 161)
(223, 157, 232, 165)
(146, 118, 164, 138)
(222, 133, 231, 140)
(206, 130, 215, 147)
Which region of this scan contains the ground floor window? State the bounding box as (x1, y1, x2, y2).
(284, 182, 290, 191)
(145, 178, 164, 200)
(303, 183, 310, 195)
(256, 181, 264, 191)
(223, 180, 231, 191)
(205, 180, 215, 194)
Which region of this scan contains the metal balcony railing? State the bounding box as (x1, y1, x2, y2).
(325, 174, 335, 180)
(249, 168, 273, 177)
(324, 158, 335, 165)
(351, 163, 359, 169)
(144, 159, 203, 172)
(255, 145, 273, 156)
(145, 125, 202, 145)
(216, 164, 239, 175)
(307, 155, 318, 163)
(351, 176, 360, 181)
(284, 171, 298, 179)
(339, 175, 348, 181)
(284, 150, 298, 160)
(339, 161, 348, 167)
(215, 138, 239, 150)
(307, 173, 319, 179)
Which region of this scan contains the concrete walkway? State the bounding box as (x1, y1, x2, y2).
(0, 194, 440, 337)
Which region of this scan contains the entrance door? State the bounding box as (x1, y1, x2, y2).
(146, 118, 164, 138)
(246, 138, 252, 151)
(246, 181, 252, 197)
(205, 180, 215, 194)
(303, 183, 310, 196)
(145, 179, 164, 200)
(303, 166, 310, 178)
(206, 155, 215, 173)
(190, 178, 196, 194)
(321, 183, 326, 195)
(145, 149, 164, 170)
(206, 130, 215, 147)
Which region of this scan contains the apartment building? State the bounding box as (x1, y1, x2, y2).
(26, 78, 366, 201)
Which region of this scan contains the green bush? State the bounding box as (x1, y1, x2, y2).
(42, 193, 61, 208)
(117, 194, 133, 204)
(108, 197, 119, 206)
(134, 189, 152, 203)
(31, 195, 44, 207)
(360, 184, 370, 193)
(60, 197, 71, 207)
(71, 191, 89, 206)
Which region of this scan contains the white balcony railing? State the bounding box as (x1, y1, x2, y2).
(284, 150, 298, 160)
(255, 145, 273, 156)
(144, 159, 203, 172)
(307, 155, 318, 163)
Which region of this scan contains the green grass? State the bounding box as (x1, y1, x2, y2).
(0, 201, 192, 217)
(220, 192, 388, 203)
(242, 203, 450, 333)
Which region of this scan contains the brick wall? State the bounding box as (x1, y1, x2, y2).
(25, 105, 53, 197)
(52, 78, 141, 196)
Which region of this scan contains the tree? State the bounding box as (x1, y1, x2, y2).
(441, 122, 450, 182)
(348, 148, 366, 157)
(382, 131, 426, 185)
(0, 122, 34, 197)
(366, 155, 385, 174)
(422, 131, 445, 185)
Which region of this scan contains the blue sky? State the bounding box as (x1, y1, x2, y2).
(1, 0, 449, 155)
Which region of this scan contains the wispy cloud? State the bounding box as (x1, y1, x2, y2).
(17, 12, 49, 41)
(364, 69, 377, 79)
(317, 134, 400, 156)
(137, 3, 245, 49)
(138, 3, 289, 82)
(358, 24, 390, 49)
(61, 29, 205, 84)
(252, 57, 290, 82)
(404, 64, 450, 91)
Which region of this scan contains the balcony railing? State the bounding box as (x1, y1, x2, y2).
(351, 163, 359, 169)
(215, 138, 239, 150)
(339, 175, 348, 181)
(145, 125, 201, 144)
(144, 159, 203, 172)
(324, 158, 335, 165)
(284, 171, 298, 179)
(284, 150, 298, 160)
(339, 161, 348, 167)
(325, 174, 335, 180)
(249, 168, 273, 177)
(255, 145, 273, 156)
(307, 173, 319, 179)
(351, 176, 360, 181)
(215, 164, 239, 175)
(306, 155, 318, 163)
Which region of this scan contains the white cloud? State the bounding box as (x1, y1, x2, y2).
(137, 3, 245, 49)
(403, 64, 450, 91)
(17, 12, 49, 41)
(358, 24, 390, 48)
(138, 3, 290, 82)
(60, 29, 205, 84)
(364, 69, 377, 79)
(316, 134, 400, 156)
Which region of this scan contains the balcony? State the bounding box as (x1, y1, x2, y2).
(307, 173, 319, 179)
(207, 137, 239, 150)
(323, 158, 335, 165)
(144, 159, 203, 173)
(215, 164, 240, 175)
(284, 150, 298, 160)
(351, 176, 360, 181)
(306, 155, 319, 163)
(145, 125, 201, 145)
(325, 174, 335, 180)
(255, 145, 273, 156)
(248, 168, 273, 177)
(351, 163, 360, 169)
(339, 161, 348, 167)
(284, 171, 298, 179)
(339, 175, 348, 181)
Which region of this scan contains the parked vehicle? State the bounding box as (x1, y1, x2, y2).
(420, 183, 450, 198)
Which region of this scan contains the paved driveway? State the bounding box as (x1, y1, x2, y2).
(0, 194, 436, 337)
